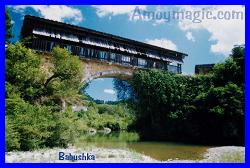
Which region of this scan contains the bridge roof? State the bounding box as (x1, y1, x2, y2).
(22, 15, 188, 61)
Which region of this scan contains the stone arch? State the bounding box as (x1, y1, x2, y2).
(84, 70, 133, 83)
(81, 59, 135, 83)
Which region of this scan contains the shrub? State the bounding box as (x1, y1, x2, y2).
(6, 116, 20, 151)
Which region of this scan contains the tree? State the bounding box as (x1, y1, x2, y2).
(5, 8, 13, 43)
(6, 43, 44, 102)
(44, 47, 82, 87)
(5, 44, 83, 151)
(212, 46, 244, 86)
(113, 78, 134, 101)
(6, 43, 84, 109)
(44, 47, 83, 110)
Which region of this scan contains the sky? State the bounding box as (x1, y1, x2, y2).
(7, 5, 245, 101)
(85, 78, 118, 101)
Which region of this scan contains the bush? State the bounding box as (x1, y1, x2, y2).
(6, 95, 79, 151)
(6, 116, 20, 151)
(77, 103, 135, 131)
(46, 108, 79, 148)
(6, 97, 54, 151)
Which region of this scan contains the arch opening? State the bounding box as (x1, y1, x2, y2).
(82, 77, 134, 103)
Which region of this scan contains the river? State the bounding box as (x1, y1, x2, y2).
(5, 132, 245, 163)
(75, 132, 212, 161)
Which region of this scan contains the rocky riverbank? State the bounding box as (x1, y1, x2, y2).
(5, 146, 156, 163)
(203, 146, 245, 162)
(166, 146, 245, 163)
(5, 146, 244, 163)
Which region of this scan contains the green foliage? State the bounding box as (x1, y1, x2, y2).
(6, 44, 84, 151)
(6, 116, 20, 151)
(212, 46, 244, 86)
(132, 46, 244, 145)
(77, 103, 135, 131)
(6, 43, 44, 101)
(52, 47, 82, 81)
(195, 83, 243, 117)
(133, 69, 212, 127)
(6, 43, 83, 107)
(78, 132, 139, 144)
(193, 83, 244, 144)
(45, 46, 82, 88)
(6, 94, 80, 151)
(6, 96, 54, 151)
(46, 108, 79, 148)
(44, 47, 83, 110)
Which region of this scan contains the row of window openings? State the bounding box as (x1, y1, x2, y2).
(32, 39, 180, 72)
(32, 40, 147, 66)
(32, 27, 177, 61)
(73, 46, 147, 67)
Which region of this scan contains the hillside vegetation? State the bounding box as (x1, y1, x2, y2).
(132, 46, 244, 145)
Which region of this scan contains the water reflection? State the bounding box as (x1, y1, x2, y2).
(127, 142, 210, 161)
(76, 132, 212, 161)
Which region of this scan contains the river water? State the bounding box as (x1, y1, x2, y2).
(76, 132, 213, 161)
